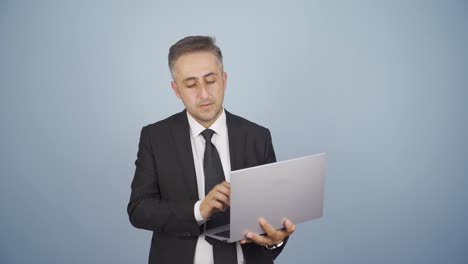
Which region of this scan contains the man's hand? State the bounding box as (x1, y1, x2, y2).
(240, 217, 296, 247)
(200, 181, 231, 219)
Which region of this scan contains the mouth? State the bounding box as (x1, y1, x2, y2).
(200, 103, 213, 109)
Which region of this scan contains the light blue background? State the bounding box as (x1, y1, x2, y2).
(1, 1, 467, 263)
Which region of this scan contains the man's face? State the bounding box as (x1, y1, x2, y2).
(171, 51, 227, 128)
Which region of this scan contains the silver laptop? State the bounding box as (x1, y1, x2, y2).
(204, 152, 326, 243)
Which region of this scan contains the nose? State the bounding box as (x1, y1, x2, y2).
(198, 82, 209, 99)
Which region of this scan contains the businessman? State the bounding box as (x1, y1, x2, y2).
(128, 36, 295, 264)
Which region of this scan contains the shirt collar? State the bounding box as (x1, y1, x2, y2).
(187, 109, 226, 137)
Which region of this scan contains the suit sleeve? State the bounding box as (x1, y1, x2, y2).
(263, 128, 277, 164)
(127, 126, 200, 236)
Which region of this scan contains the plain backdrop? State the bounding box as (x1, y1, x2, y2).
(1, 0, 467, 263)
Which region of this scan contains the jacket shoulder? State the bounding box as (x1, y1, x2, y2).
(142, 110, 186, 133)
(226, 111, 271, 135)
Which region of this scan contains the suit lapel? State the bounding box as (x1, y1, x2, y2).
(226, 110, 246, 171)
(171, 110, 199, 200)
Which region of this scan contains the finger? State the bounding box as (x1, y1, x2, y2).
(213, 183, 231, 197)
(283, 218, 296, 234)
(212, 192, 230, 206)
(270, 229, 289, 242)
(258, 218, 279, 237)
(207, 181, 230, 195)
(245, 232, 274, 246)
(239, 238, 252, 244)
(268, 230, 286, 243)
(209, 200, 227, 212)
(221, 181, 230, 188)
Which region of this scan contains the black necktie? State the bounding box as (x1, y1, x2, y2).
(201, 129, 237, 264)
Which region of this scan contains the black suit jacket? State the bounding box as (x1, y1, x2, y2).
(128, 110, 288, 264)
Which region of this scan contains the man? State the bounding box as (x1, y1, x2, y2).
(127, 36, 295, 264)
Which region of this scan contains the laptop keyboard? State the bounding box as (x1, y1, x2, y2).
(214, 230, 230, 238)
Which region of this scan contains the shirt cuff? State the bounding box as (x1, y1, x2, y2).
(194, 200, 207, 224)
(265, 240, 284, 250)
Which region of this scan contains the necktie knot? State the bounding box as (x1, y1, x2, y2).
(201, 129, 215, 142)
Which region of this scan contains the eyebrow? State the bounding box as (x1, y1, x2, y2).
(183, 72, 216, 82)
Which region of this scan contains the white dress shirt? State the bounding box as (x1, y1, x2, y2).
(187, 109, 245, 264)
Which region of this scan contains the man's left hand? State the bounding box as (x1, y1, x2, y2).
(239, 217, 296, 247)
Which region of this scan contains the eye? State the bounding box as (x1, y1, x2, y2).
(205, 77, 216, 84)
(185, 80, 196, 88)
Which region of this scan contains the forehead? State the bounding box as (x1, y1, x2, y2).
(172, 51, 222, 79)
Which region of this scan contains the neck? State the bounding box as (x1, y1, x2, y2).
(196, 108, 223, 128)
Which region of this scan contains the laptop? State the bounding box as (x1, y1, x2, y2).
(204, 152, 326, 243)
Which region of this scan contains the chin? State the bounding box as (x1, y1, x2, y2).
(200, 114, 217, 122)
(199, 110, 219, 122)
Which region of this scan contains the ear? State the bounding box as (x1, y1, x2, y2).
(171, 81, 181, 99)
(223, 72, 228, 89)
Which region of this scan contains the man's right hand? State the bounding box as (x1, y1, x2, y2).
(200, 181, 231, 219)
